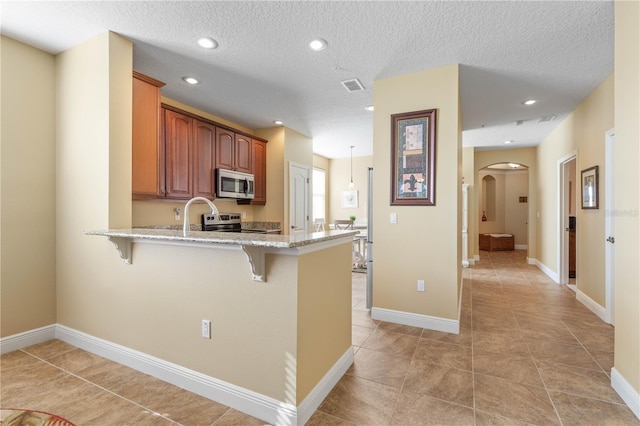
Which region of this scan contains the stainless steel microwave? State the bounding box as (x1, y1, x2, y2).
(216, 169, 254, 199)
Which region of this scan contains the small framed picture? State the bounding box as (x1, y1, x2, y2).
(581, 166, 599, 209)
(341, 190, 358, 208)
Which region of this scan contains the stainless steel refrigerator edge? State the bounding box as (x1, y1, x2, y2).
(366, 167, 373, 309)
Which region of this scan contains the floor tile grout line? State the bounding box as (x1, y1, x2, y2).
(515, 311, 565, 426)
(17, 348, 188, 426)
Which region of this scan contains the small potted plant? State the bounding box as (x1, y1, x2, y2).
(349, 215, 356, 221)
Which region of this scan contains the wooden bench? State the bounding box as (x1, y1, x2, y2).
(479, 233, 514, 251)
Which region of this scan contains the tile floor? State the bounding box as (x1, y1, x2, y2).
(2, 250, 639, 425)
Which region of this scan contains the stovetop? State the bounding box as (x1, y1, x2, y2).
(201, 213, 242, 231)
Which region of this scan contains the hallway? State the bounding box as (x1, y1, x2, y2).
(311, 250, 638, 424)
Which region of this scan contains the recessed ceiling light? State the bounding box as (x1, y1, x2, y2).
(182, 76, 199, 85)
(273, 120, 283, 125)
(522, 99, 537, 106)
(365, 105, 374, 111)
(196, 37, 218, 49)
(504, 140, 514, 144)
(309, 38, 328, 51)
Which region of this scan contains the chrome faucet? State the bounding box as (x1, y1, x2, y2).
(183, 197, 219, 235)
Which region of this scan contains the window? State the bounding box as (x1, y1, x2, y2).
(312, 168, 326, 221)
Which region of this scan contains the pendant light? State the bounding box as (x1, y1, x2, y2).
(349, 146, 355, 188)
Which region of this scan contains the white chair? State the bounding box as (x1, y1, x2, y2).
(334, 220, 354, 230)
(313, 218, 325, 231)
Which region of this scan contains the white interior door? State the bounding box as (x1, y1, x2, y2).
(559, 154, 576, 285)
(605, 128, 615, 325)
(289, 162, 310, 235)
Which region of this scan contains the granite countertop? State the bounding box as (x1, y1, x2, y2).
(86, 227, 359, 249)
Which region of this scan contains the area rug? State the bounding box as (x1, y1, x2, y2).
(0, 409, 75, 426)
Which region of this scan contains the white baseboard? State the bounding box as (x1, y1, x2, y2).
(612, 367, 640, 421)
(0, 324, 56, 354)
(515, 244, 528, 250)
(2, 324, 352, 426)
(296, 347, 353, 425)
(576, 290, 607, 322)
(534, 259, 559, 283)
(371, 307, 459, 334)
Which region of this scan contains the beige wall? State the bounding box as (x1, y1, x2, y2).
(504, 172, 529, 246)
(0, 37, 57, 337)
(614, 0, 640, 397)
(329, 155, 373, 225)
(313, 154, 330, 223)
(475, 148, 537, 261)
(372, 64, 461, 320)
(297, 242, 352, 403)
(536, 74, 613, 302)
(254, 126, 285, 224)
(477, 170, 528, 246)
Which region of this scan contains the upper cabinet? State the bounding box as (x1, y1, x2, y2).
(251, 139, 267, 205)
(132, 71, 267, 203)
(163, 108, 193, 199)
(215, 128, 252, 174)
(132, 71, 165, 199)
(192, 120, 217, 199)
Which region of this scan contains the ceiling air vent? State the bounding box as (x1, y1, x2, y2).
(538, 115, 556, 123)
(341, 78, 364, 92)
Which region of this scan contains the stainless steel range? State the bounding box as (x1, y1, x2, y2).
(201, 213, 242, 232)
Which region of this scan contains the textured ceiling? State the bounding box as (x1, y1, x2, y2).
(1, 1, 614, 158)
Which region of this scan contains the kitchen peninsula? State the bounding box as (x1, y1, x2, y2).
(86, 227, 357, 425)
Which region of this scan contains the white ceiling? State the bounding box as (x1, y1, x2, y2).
(1, 1, 614, 158)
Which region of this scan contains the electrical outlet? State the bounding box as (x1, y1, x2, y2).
(175, 207, 181, 221)
(242, 211, 247, 219)
(417, 280, 425, 292)
(201, 319, 211, 339)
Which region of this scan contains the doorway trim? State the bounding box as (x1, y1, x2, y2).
(558, 152, 577, 286)
(289, 161, 311, 235)
(604, 128, 615, 325)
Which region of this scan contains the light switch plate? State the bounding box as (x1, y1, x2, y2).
(390, 213, 398, 224)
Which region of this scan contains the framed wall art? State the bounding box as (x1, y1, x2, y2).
(581, 165, 599, 209)
(341, 190, 358, 208)
(390, 109, 437, 205)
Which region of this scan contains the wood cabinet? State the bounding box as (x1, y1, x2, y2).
(192, 120, 217, 199)
(164, 109, 193, 199)
(163, 108, 217, 200)
(569, 229, 576, 278)
(251, 139, 267, 205)
(215, 128, 252, 174)
(132, 75, 267, 202)
(132, 71, 165, 199)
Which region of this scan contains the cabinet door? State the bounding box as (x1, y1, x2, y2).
(251, 140, 267, 205)
(215, 127, 235, 170)
(132, 73, 164, 198)
(193, 120, 216, 199)
(164, 109, 192, 199)
(235, 134, 253, 174)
